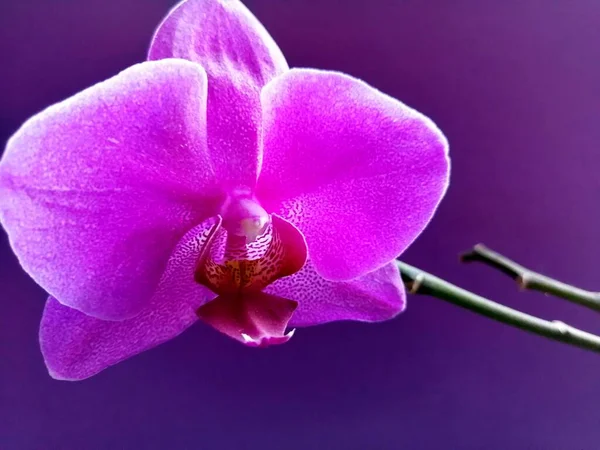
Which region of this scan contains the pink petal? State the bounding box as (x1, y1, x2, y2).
(149, 0, 288, 189)
(257, 69, 450, 281)
(40, 219, 220, 381)
(265, 260, 405, 327)
(197, 292, 297, 347)
(0, 59, 220, 320)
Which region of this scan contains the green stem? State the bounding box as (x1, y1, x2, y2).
(461, 244, 600, 312)
(396, 260, 600, 354)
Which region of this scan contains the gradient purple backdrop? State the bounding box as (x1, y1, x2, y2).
(1, 1, 600, 449)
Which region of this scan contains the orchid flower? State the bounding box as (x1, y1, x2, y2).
(0, 0, 449, 380)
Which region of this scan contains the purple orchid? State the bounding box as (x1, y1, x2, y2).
(0, 0, 449, 380)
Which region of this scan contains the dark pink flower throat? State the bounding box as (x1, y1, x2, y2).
(194, 194, 308, 347)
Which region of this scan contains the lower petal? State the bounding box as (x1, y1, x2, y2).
(40, 219, 220, 380)
(197, 292, 297, 347)
(265, 260, 405, 327)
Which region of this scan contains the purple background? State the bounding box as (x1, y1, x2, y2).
(1, 1, 600, 449)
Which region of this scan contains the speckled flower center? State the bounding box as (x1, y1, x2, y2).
(195, 195, 289, 295)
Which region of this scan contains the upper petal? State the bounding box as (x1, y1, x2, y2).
(257, 68, 449, 281)
(40, 218, 220, 381)
(0, 59, 220, 320)
(149, 0, 289, 189)
(266, 260, 405, 327)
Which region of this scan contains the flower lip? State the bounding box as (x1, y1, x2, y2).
(193, 210, 308, 348)
(196, 292, 298, 348)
